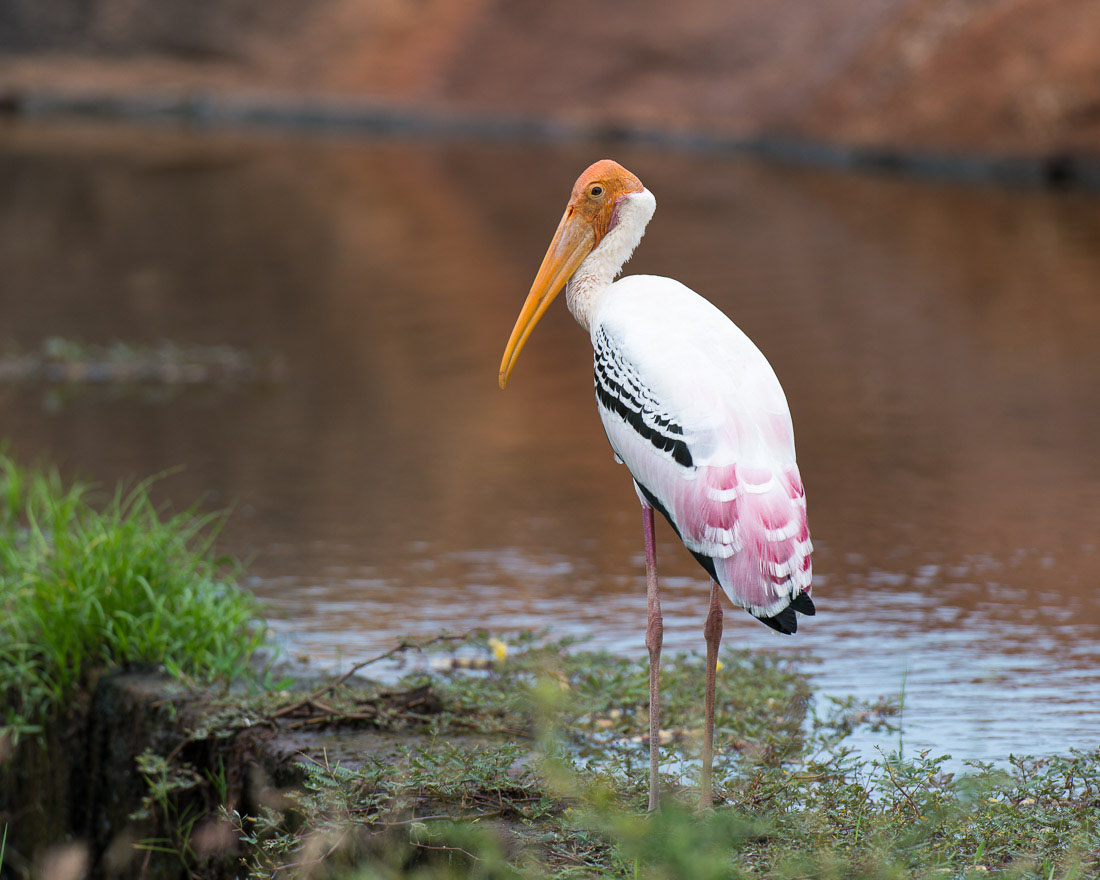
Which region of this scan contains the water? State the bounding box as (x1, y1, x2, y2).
(3, 120, 1099, 762)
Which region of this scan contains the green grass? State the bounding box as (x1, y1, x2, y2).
(188, 635, 1099, 880)
(0, 454, 267, 741)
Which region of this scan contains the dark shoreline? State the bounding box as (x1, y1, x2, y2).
(5, 86, 1100, 191)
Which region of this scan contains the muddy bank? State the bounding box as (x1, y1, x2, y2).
(3, 640, 1098, 879)
(0, 667, 508, 879)
(0, 635, 822, 879)
(3, 671, 296, 879)
(4, 88, 1100, 190)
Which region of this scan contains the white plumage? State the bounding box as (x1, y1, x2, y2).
(498, 159, 813, 810)
(591, 275, 812, 623)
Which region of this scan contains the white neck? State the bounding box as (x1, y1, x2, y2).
(565, 188, 656, 332)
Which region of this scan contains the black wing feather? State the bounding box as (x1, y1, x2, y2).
(593, 328, 693, 467)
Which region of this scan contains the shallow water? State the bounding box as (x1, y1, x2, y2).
(2, 121, 1099, 761)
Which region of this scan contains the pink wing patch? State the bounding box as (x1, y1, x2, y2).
(668, 462, 812, 616)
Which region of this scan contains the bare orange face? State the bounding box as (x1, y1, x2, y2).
(498, 160, 645, 389)
(566, 159, 645, 242)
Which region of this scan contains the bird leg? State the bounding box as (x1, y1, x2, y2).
(700, 581, 724, 809)
(642, 504, 663, 812)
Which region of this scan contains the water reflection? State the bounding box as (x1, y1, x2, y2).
(2, 120, 1098, 761)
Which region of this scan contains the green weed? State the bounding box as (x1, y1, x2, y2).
(0, 454, 267, 741)
(209, 636, 1100, 880)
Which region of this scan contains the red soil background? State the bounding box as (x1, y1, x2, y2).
(1, 0, 1098, 155)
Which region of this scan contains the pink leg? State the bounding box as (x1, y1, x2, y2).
(700, 582, 724, 809)
(642, 505, 663, 812)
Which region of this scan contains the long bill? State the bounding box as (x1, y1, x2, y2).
(498, 207, 596, 389)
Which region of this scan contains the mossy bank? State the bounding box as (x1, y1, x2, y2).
(2, 457, 1099, 879)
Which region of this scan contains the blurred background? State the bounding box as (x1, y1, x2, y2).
(3, 0, 1100, 157)
(1, 1, 1099, 762)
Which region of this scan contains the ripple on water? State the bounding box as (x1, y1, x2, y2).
(2, 129, 1098, 765)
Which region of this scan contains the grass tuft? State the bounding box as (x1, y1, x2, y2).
(0, 454, 266, 740)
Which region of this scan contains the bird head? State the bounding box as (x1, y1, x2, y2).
(498, 160, 644, 389)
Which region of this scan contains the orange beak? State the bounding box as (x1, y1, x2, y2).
(498, 207, 596, 389)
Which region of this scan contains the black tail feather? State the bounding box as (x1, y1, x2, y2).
(789, 591, 816, 615)
(757, 605, 798, 634)
(755, 591, 814, 635)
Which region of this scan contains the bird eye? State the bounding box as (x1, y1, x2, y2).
(590, 185, 604, 197)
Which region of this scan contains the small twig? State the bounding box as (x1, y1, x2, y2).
(376, 812, 483, 826)
(283, 708, 386, 730)
(880, 756, 922, 816)
(138, 844, 153, 880)
(271, 632, 474, 720)
(411, 843, 483, 861)
(165, 738, 190, 764)
(269, 828, 349, 876)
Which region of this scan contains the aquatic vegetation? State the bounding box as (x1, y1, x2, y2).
(0, 338, 286, 409)
(0, 455, 267, 741)
(229, 643, 1099, 879)
(0, 337, 285, 386)
(125, 633, 1097, 879)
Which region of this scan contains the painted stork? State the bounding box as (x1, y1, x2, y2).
(498, 160, 813, 810)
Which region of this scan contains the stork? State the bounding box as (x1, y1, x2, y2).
(498, 160, 813, 810)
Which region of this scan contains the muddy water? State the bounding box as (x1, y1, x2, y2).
(2, 121, 1098, 761)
